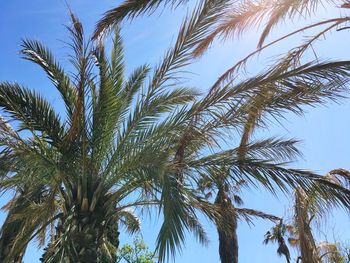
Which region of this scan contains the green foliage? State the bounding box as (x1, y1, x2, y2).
(116, 237, 157, 263)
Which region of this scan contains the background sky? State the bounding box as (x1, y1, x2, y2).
(0, 1, 349, 262)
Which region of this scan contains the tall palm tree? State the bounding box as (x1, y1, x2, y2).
(0, 3, 232, 261)
(1, 3, 350, 262)
(198, 176, 281, 263)
(292, 169, 350, 263)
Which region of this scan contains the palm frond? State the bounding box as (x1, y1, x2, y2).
(93, 0, 188, 39)
(190, 152, 350, 207)
(208, 16, 350, 77)
(119, 209, 141, 234)
(64, 12, 92, 146)
(241, 138, 301, 163)
(327, 168, 350, 188)
(199, 0, 338, 52)
(91, 37, 125, 172)
(20, 39, 77, 116)
(236, 207, 281, 223)
(185, 212, 209, 246)
(0, 82, 64, 146)
(156, 175, 189, 262)
(148, 0, 229, 96)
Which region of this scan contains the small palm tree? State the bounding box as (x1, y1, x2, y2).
(263, 219, 292, 263)
(264, 170, 350, 263)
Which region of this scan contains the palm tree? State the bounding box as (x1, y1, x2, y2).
(1, 3, 350, 262)
(263, 219, 292, 263)
(264, 170, 350, 263)
(293, 187, 320, 263)
(291, 170, 350, 263)
(198, 176, 281, 263)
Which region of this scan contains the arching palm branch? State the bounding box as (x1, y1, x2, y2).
(93, 0, 190, 39)
(93, 0, 350, 80)
(191, 0, 350, 55)
(94, 0, 350, 55)
(1, 4, 350, 263)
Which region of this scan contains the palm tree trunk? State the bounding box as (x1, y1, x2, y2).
(295, 188, 320, 263)
(101, 220, 120, 263)
(41, 216, 120, 263)
(215, 187, 238, 263)
(70, 215, 100, 263)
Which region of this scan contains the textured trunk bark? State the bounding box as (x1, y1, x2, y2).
(71, 215, 100, 263)
(217, 218, 238, 263)
(42, 190, 119, 263)
(295, 188, 320, 263)
(41, 218, 120, 263)
(215, 187, 238, 263)
(101, 221, 120, 263)
(41, 212, 101, 263)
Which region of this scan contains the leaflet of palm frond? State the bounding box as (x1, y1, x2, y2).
(318, 241, 343, 262)
(212, 0, 339, 49)
(328, 168, 350, 189)
(93, 0, 189, 39)
(236, 208, 281, 225)
(208, 16, 350, 80)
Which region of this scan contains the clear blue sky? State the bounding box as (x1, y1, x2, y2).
(0, 1, 349, 262)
